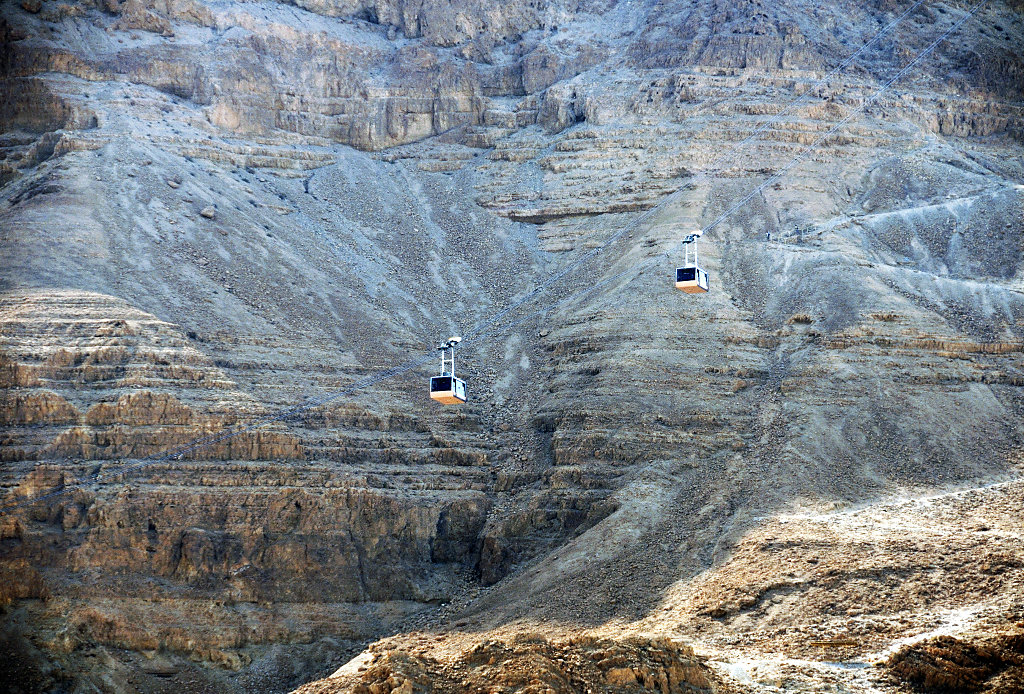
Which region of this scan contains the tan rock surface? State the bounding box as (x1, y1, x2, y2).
(294, 633, 723, 694)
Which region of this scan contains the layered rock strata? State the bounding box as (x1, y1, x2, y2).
(0, 290, 496, 691)
(0, 0, 1022, 692)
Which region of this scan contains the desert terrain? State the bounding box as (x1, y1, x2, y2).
(1, 0, 1023, 692)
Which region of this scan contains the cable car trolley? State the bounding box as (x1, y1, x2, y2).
(675, 230, 709, 294)
(430, 336, 467, 405)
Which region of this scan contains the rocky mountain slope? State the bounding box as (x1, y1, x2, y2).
(1, 0, 1023, 692)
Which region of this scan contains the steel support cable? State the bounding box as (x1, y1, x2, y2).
(0, 0, 984, 513)
(715, 0, 930, 155)
(471, 0, 986, 343)
(460, 0, 989, 347)
(460, 0, 931, 341)
(667, 0, 987, 257)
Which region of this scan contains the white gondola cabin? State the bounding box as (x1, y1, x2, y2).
(430, 375, 467, 404)
(675, 233, 709, 294)
(430, 337, 467, 405)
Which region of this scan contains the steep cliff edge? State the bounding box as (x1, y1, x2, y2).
(1, 0, 1023, 692)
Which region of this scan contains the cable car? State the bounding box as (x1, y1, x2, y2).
(675, 232, 709, 294)
(430, 337, 467, 404)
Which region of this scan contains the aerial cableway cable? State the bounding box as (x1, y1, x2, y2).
(0, 0, 986, 513)
(490, 0, 991, 331)
(461, 0, 932, 339)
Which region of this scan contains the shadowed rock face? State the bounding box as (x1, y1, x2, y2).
(887, 632, 1024, 693)
(1, 0, 1023, 692)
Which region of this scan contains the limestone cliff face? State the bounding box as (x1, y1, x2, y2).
(0, 291, 494, 689)
(1, 0, 1023, 692)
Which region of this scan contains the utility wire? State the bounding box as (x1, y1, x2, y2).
(0, 0, 984, 513)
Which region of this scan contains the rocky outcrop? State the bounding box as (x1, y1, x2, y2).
(629, 0, 827, 70)
(0, 390, 79, 426)
(887, 632, 1024, 693)
(275, 0, 552, 48)
(296, 634, 717, 694)
(6, 0, 1018, 160)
